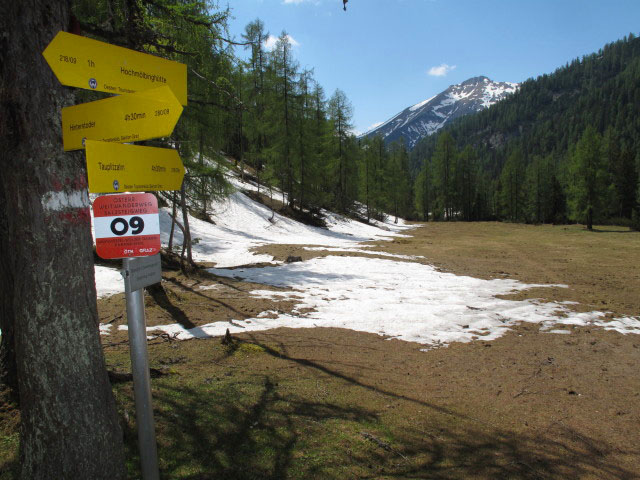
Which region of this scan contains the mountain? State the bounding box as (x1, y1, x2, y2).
(362, 76, 519, 150)
(411, 33, 640, 168)
(409, 33, 640, 225)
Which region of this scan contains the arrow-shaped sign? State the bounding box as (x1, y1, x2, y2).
(61, 86, 183, 151)
(85, 140, 185, 193)
(43, 31, 187, 105)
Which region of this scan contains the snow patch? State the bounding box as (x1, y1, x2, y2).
(409, 95, 436, 112)
(93, 170, 640, 350)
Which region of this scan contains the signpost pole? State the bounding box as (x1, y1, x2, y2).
(123, 257, 160, 480)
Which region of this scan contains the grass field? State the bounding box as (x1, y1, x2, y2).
(1, 222, 639, 479)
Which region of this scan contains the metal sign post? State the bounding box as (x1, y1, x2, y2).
(123, 256, 161, 480)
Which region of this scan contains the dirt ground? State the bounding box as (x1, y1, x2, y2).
(2, 222, 639, 479)
(97, 222, 640, 478)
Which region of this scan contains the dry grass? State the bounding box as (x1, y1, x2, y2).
(1, 222, 639, 479)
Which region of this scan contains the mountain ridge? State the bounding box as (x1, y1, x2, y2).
(362, 76, 519, 150)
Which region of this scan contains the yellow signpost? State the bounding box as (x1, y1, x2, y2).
(85, 140, 185, 193)
(61, 86, 183, 151)
(43, 31, 187, 105)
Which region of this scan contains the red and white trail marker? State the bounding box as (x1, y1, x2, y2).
(93, 193, 160, 259)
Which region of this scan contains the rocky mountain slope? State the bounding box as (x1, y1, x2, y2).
(362, 76, 518, 149)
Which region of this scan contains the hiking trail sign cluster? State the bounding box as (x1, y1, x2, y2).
(43, 30, 186, 259)
(44, 30, 189, 480)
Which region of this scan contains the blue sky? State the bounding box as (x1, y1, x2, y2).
(227, 0, 640, 134)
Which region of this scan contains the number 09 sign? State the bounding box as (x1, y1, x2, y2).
(93, 193, 161, 259)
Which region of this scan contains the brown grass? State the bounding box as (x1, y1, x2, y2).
(1, 222, 639, 479)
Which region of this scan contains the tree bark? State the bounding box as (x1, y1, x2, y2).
(180, 183, 193, 266)
(0, 2, 125, 478)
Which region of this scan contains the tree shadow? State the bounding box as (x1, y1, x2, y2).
(146, 284, 196, 330)
(164, 277, 249, 320)
(144, 376, 380, 480)
(226, 334, 639, 480)
(590, 228, 635, 234)
(114, 328, 640, 479)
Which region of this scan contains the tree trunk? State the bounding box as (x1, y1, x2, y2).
(0, 183, 18, 402)
(168, 191, 177, 252)
(365, 156, 370, 222)
(0, 2, 125, 479)
(180, 183, 193, 266)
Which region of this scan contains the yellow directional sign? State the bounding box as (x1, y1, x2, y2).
(43, 31, 187, 105)
(85, 140, 185, 193)
(62, 86, 183, 151)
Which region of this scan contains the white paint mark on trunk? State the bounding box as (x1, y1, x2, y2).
(41, 190, 89, 211)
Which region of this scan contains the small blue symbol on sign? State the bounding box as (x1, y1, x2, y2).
(113, 180, 120, 191)
(89, 78, 97, 89)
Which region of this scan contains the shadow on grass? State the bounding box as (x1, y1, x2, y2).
(117, 340, 639, 480)
(164, 277, 250, 320)
(140, 377, 379, 480)
(230, 335, 637, 480)
(146, 283, 196, 330)
(590, 228, 636, 234)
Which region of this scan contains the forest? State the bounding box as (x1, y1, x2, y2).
(72, 0, 379, 245)
(411, 33, 640, 229)
(73, 2, 640, 237)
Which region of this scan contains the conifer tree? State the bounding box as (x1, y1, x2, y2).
(456, 145, 477, 221)
(388, 140, 413, 222)
(328, 89, 355, 212)
(432, 132, 457, 219)
(632, 153, 640, 230)
(265, 31, 299, 206)
(569, 126, 607, 230)
(499, 148, 525, 222)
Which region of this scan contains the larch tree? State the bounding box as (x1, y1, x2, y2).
(0, 1, 125, 478)
(499, 148, 525, 222)
(328, 88, 354, 212)
(414, 159, 431, 221)
(432, 132, 457, 220)
(569, 126, 607, 230)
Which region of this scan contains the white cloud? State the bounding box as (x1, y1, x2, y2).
(428, 63, 456, 77)
(264, 34, 300, 51)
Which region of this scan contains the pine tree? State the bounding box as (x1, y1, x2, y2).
(388, 140, 413, 222)
(243, 19, 269, 192)
(631, 152, 640, 230)
(432, 132, 457, 220)
(414, 156, 431, 221)
(456, 145, 477, 221)
(499, 148, 525, 222)
(569, 126, 608, 230)
(264, 31, 299, 206)
(328, 89, 355, 212)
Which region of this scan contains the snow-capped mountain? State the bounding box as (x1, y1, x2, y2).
(362, 76, 519, 149)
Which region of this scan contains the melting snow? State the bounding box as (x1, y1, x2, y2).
(95, 173, 640, 347)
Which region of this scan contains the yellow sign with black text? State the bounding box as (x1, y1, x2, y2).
(43, 31, 187, 105)
(62, 86, 183, 151)
(85, 140, 185, 193)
